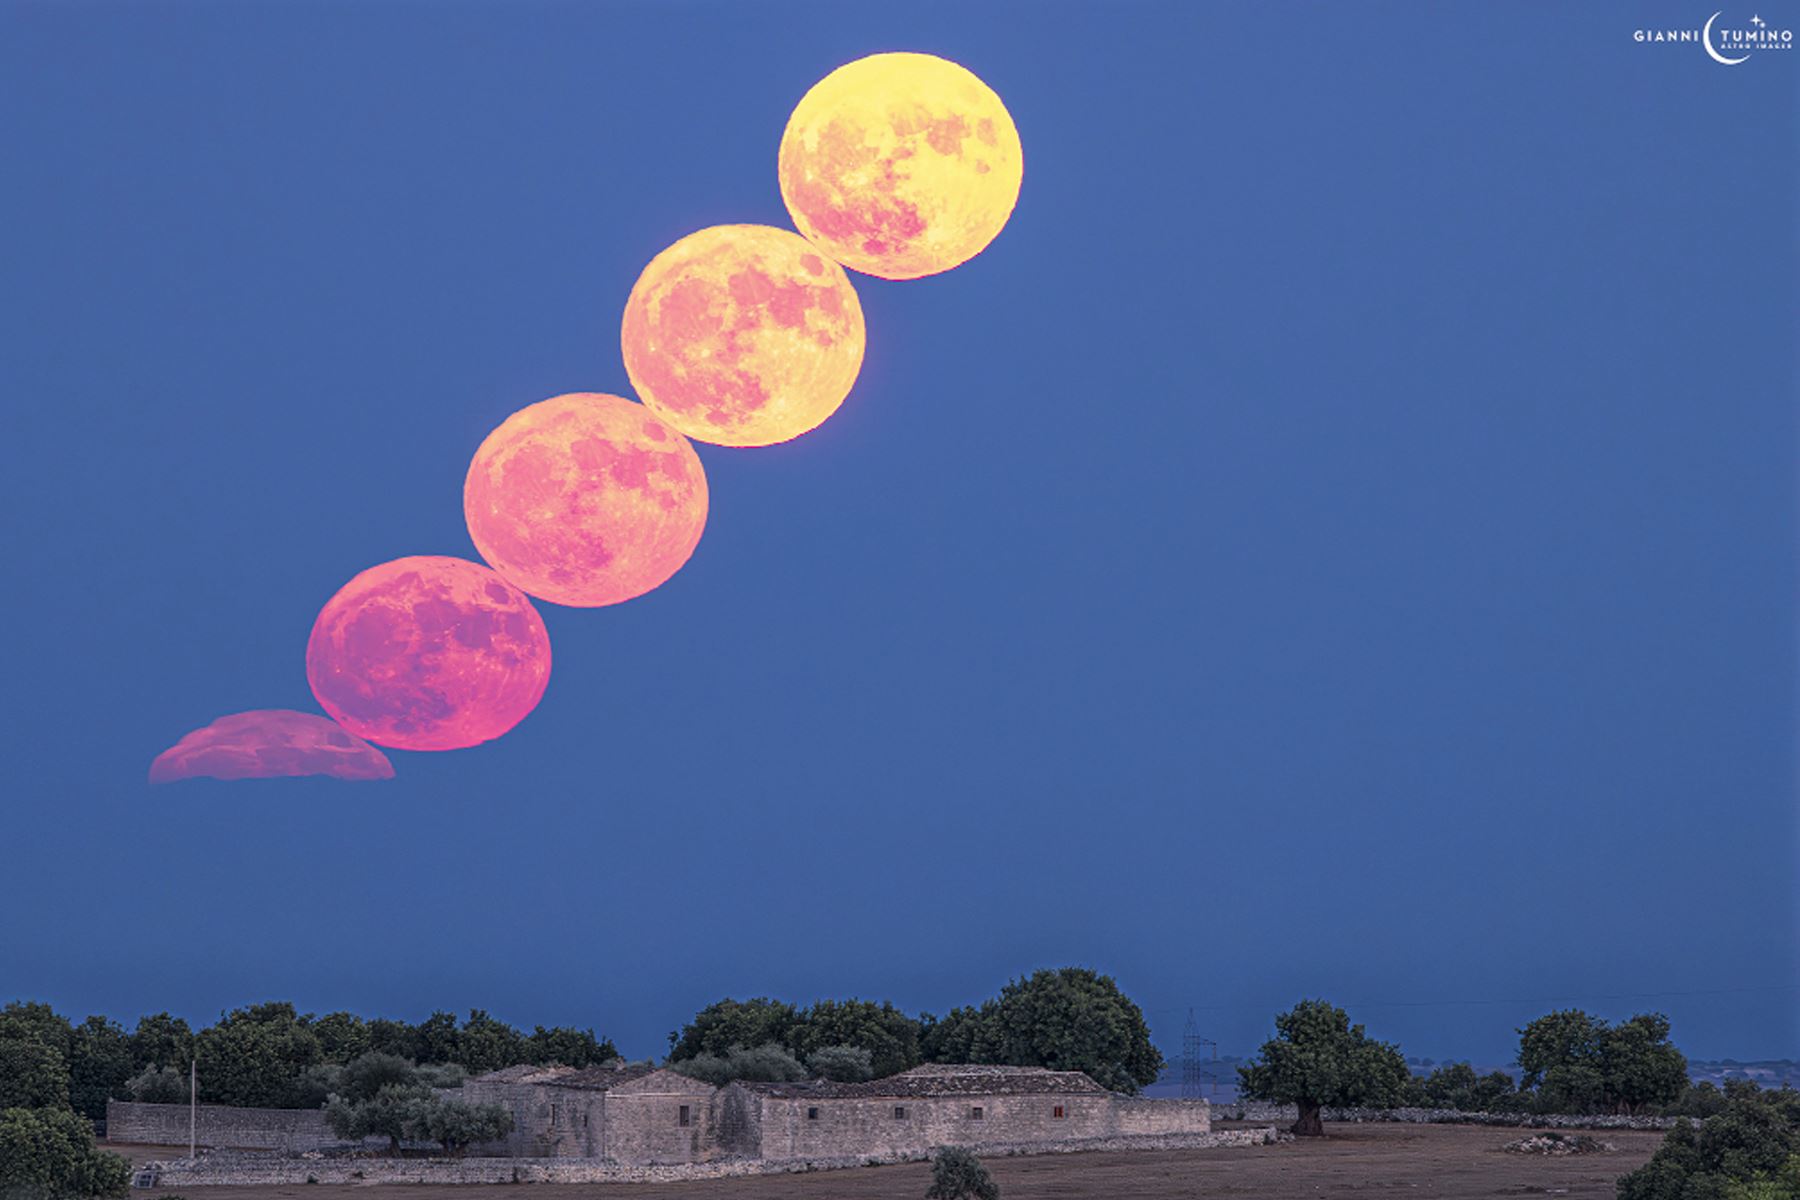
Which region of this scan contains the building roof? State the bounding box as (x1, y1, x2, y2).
(538, 1063, 663, 1091)
(738, 1064, 1109, 1100)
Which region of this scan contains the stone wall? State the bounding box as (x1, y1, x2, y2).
(1112, 1096, 1213, 1137)
(602, 1083, 720, 1164)
(1210, 1101, 1693, 1131)
(138, 1128, 1285, 1188)
(105, 1100, 354, 1152)
(754, 1091, 1119, 1162)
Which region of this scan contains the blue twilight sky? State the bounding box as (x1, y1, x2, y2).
(1, 1, 1794, 1068)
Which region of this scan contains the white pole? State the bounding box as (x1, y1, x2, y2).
(189, 1060, 196, 1159)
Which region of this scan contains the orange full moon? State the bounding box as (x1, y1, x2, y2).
(464, 393, 708, 607)
(305, 556, 551, 751)
(779, 52, 1023, 280)
(621, 224, 865, 447)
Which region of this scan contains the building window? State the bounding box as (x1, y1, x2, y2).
(894, 1105, 908, 1120)
(970, 1106, 984, 1120)
(549, 1103, 558, 1127)
(806, 1107, 819, 1121)
(678, 1105, 691, 1127)
(1053, 1106, 1065, 1119)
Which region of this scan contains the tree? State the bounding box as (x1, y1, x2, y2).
(926, 1146, 1000, 1200)
(341, 1052, 417, 1101)
(324, 1084, 427, 1155)
(193, 1002, 322, 1108)
(806, 1044, 876, 1083)
(1618, 1086, 1800, 1200)
(401, 1093, 514, 1156)
(309, 1012, 371, 1064)
(414, 1012, 462, 1065)
(366, 1018, 424, 1063)
(670, 1043, 809, 1086)
(1407, 1062, 1518, 1112)
(0, 1033, 70, 1110)
(128, 1014, 194, 1074)
(0, 1105, 130, 1199)
(947, 968, 1164, 1095)
(1515, 1010, 1687, 1115)
(125, 1066, 189, 1105)
(1602, 1014, 1689, 1114)
(789, 1000, 923, 1079)
(528, 1026, 618, 1068)
(68, 1017, 134, 1122)
(921, 1007, 983, 1064)
(0, 1002, 74, 1058)
(669, 999, 800, 1062)
(456, 1011, 527, 1075)
(1238, 999, 1410, 1136)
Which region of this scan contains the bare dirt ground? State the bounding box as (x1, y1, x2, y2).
(111, 1122, 1663, 1199)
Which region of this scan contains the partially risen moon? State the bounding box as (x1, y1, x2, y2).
(148, 710, 395, 783)
(305, 556, 551, 751)
(465, 393, 707, 607)
(621, 224, 865, 447)
(779, 53, 1023, 280)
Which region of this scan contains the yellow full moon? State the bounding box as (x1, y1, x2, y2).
(779, 52, 1023, 280)
(621, 224, 865, 447)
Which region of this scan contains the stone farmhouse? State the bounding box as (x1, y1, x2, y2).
(462, 1061, 1209, 1166)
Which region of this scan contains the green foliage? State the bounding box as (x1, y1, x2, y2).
(925, 1146, 1000, 1200)
(455, 1011, 527, 1075)
(128, 1015, 193, 1074)
(0, 1105, 130, 1200)
(1618, 1085, 1800, 1200)
(193, 1003, 323, 1108)
(289, 1064, 348, 1110)
(668, 999, 800, 1063)
(0, 1034, 70, 1111)
(340, 1053, 417, 1102)
(527, 1026, 617, 1069)
(1517, 1010, 1686, 1115)
(1238, 999, 1410, 1134)
(324, 1085, 513, 1157)
(414, 1063, 468, 1090)
(1405, 1062, 1519, 1112)
(125, 1066, 189, 1105)
(920, 1008, 983, 1065)
(671, 1043, 809, 1086)
(1668, 1083, 1733, 1120)
(402, 1094, 514, 1156)
(68, 1017, 134, 1123)
(308, 1013, 370, 1064)
(929, 968, 1164, 1095)
(414, 1013, 462, 1066)
(365, 1019, 423, 1063)
(0, 1003, 74, 1058)
(807, 1044, 876, 1083)
(788, 1000, 922, 1079)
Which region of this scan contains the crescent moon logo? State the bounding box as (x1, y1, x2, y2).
(1704, 12, 1752, 64)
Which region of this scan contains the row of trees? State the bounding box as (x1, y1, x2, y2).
(666, 968, 1166, 1095)
(0, 1000, 617, 1116)
(0, 1006, 131, 1200)
(1237, 1001, 1697, 1136)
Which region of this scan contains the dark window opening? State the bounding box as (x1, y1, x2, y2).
(970, 1106, 984, 1120)
(894, 1105, 908, 1120)
(806, 1107, 819, 1121)
(1053, 1105, 1065, 1119)
(678, 1105, 691, 1127)
(549, 1103, 558, 1126)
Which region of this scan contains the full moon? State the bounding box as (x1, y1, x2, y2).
(306, 556, 551, 751)
(621, 224, 865, 447)
(779, 52, 1023, 280)
(465, 393, 708, 607)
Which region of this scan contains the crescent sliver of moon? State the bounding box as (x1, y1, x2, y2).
(1704, 12, 1752, 64)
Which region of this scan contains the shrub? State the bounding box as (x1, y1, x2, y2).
(125, 1065, 188, 1105)
(414, 1063, 468, 1090)
(402, 1094, 513, 1155)
(671, 1043, 808, 1086)
(925, 1147, 999, 1200)
(0, 1105, 130, 1199)
(1618, 1087, 1800, 1200)
(807, 1045, 875, 1083)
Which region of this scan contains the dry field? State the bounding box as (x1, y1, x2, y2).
(113, 1122, 1665, 1199)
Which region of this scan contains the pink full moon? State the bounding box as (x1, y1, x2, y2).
(464, 393, 708, 608)
(305, 556, 552, 751)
